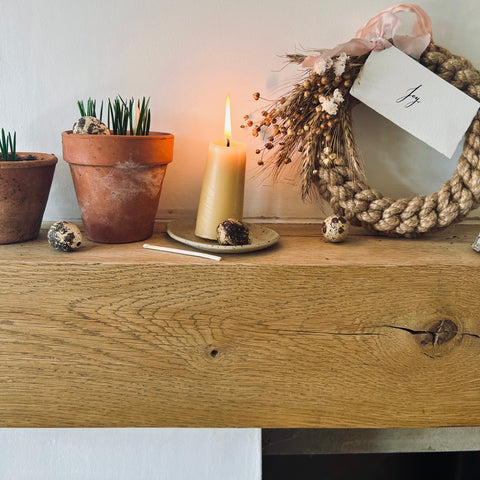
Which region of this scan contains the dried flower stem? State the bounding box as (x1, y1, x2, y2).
(244, 52, 367, 198)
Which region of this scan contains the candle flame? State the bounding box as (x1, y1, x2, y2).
(224, 93, 232, 144)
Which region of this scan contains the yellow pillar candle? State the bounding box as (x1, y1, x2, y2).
(195, 95, 246, 240)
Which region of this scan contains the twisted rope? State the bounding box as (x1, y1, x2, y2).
(316, 44, 480, 237)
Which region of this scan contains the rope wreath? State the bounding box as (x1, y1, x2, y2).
(245, 7, 480, 237)
(321, 44, 480, 237)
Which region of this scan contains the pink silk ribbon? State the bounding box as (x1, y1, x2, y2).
(302, 3, 433, 69)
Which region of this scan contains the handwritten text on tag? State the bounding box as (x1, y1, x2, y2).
(350, 46, 480, 158)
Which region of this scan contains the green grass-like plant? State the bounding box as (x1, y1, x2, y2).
(77, 96, 151, 135)
(77, 98, 103, 122)
(108, 96, 151, 135)
(0, 129, 16, 162)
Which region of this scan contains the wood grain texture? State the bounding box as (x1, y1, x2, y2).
(0, 222, 479, 427)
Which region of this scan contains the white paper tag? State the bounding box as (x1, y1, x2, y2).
(349, 46, 480, 158)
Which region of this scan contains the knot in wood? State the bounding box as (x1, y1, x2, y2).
(420, 319, 458, 347)
(418, 319, 460, 358)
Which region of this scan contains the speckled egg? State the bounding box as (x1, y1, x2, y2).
(73, 116, 110, 135)
(48, 221, 83, 252)
(322, 216, 350, 243)
(217, 218, 250, 246)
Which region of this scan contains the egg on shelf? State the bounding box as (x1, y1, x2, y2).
(216, 218, 250, 246)
(322, 216, 350, 243)
(472, 233, 480, 253)
(48, 221, 83, 252)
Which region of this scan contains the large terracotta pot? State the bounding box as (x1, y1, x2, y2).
(62, 131, 174, 243)
(0, 153, 57, 244)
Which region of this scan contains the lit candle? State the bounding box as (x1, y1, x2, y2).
(195, 94, 246, 240)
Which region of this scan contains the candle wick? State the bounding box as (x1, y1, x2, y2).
(226, 138, 230, 147)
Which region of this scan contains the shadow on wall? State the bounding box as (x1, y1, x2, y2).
(352, 104, 460, 199)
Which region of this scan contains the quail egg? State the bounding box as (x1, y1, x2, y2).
(322, 216, 350, 243)
(216, 218, 250, 246)
(48, 221, 83, 252)
(73, 116, 110, 135)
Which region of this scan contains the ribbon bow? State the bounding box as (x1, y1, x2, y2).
(302, 3, 433, 71)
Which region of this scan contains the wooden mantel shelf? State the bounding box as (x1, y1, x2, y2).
(1, 221, 480, 428)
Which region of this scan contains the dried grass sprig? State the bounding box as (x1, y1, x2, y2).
(243, 53, 367, 198)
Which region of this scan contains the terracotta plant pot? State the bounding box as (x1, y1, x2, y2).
(0, 153, 57, 244)
(62, 131, 174, 243)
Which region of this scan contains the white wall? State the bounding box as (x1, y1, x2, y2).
(0, 429, 261, 480)
(1, 0, 479, 223)
(1, 0, 479, 477)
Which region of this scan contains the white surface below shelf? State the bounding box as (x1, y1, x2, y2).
(0, 428, 261, 480)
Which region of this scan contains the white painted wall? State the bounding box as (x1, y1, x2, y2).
(1, 0, 479, 477)
(1, 0, 479, 223)
(0, 429, 261, 480)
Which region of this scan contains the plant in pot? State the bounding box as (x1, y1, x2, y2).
(0, 129, 57, 244)
(62, 96, 174, 244)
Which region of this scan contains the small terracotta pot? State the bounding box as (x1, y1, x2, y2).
(0, 153, 57, 244)
(62, 131, 174, 243)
